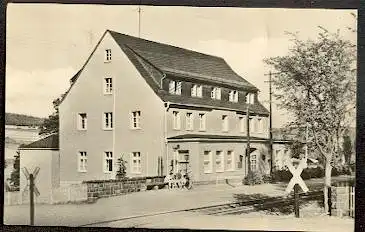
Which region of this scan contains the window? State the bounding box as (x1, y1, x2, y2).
(216, 150, 224, 172)
(169, 80, 182, 95)
(229, 90, 238, 102)
(246, 93, 255, 104)
(103, 112, 113, 130)
(197, 85, 203, 97)
(227, 150, 234, 171)
(222, 115, 229, 132)
(132, 152, 142, 173)
(203, 151, 212, 173)
(105, 49, 112, 62)
(104, 151, 113, 173)
(211, 87, 221, 100)
(78, 113, 87, 130)
(239, 116, 246, 133)
(185, 112, 193, 130)
(250, 154, 257, 171)
(191, 84, 202, 97)
(104, 78, 113, 94)
(257, 118, 263, 133)
(191, 84, 203, 97)
(199, 113, 206, 131)
(131, 111, 141, 129)
(173, 111, 181, 130)
(78, 152, 87, 172)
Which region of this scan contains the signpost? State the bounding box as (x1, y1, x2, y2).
(22, 167, 40, 225)
(285, 158, 308, 218)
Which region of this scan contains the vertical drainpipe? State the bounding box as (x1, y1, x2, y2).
(112, 74, 116, 179)
(160, 73, 168, 176)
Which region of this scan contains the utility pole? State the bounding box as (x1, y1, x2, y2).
(264, 71, 275, 176)
(246, 105, 251, 175)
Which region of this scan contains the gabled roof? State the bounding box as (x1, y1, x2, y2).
(19, 134, 59, 150)
(63, 30, 268, 115)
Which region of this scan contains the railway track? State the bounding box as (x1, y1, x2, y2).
(80, 190, 323, 227)
(186, 190, 323, 215)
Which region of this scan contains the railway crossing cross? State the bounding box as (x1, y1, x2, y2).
(22, 167, 40, 225)
(284, 158, 308, 218)
(285, 158, 309, 194)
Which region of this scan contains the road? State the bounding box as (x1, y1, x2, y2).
(4, 176, 354, 231)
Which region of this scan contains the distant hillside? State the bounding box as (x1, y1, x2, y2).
(5, 113, 44, 126)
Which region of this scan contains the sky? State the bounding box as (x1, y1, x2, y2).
(6, 4, 357, 128)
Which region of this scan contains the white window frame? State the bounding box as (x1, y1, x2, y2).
(131, 152, 142, 174)
(229, 90, 238, 102)
(78, 113, 87, 130)
(199, 113, 206, 131)
(191, 84, 197, 97)
(173, 111, 181, 130)
(211, 87, 221, 100)
(169, 80, 182, 95)
(222, 115, 229, 132)
(105, 49, 112, 62)
(104, 77, 113, 94)
(226, 150, 234, 171)
(78, 151, 87, 173)
(239, 116, 245, 133)
(103, 112, 113, 130)
(250, 154, 257, 172)
(246, 93, 255, 104)
(131, 111, 141, 129)
(197, 85, 203, 97)
(185, 112, 193, 130)
(216, 150, 224, 172)
(203, 151, 212, 173)
(104, 151, 113, 173)
(257, 118, 263, 133)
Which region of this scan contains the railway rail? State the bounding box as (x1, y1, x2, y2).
(80, 190, 324, 227)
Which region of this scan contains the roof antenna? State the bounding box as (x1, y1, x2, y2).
(138, 4, 142, 38)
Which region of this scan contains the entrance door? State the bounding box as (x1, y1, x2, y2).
(177, 150, 190, 174)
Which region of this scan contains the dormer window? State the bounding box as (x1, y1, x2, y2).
(105, 49, 112, 62)
(191, 84, 203, 97)
(169, 80, 182, 95)
(246, 93, 255, 104)
(211, 87, 221, 100)
(229, 90, 238, 102)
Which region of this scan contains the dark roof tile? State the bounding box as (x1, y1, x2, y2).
(19, 134, 59, 149)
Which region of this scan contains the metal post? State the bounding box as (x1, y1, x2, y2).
(328, 186, 332, 216)
(29, 174, 34, 225)
(246, 105, 251, 174)
(294, 184, 300, 218)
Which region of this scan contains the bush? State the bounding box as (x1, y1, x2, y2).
(243, 172, 264, 185)
(271, 169, 292, 183)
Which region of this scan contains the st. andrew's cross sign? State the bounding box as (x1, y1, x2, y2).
(22, 166, 40, 226)
(284, 158, 309, 194)
(22, 167, 40, 196)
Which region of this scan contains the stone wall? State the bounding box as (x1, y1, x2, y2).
(84, 176, 166, 201)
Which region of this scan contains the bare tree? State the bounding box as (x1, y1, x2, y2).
(264, 27, 356, 213)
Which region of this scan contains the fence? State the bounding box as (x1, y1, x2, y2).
(331, 180, 355, 218)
